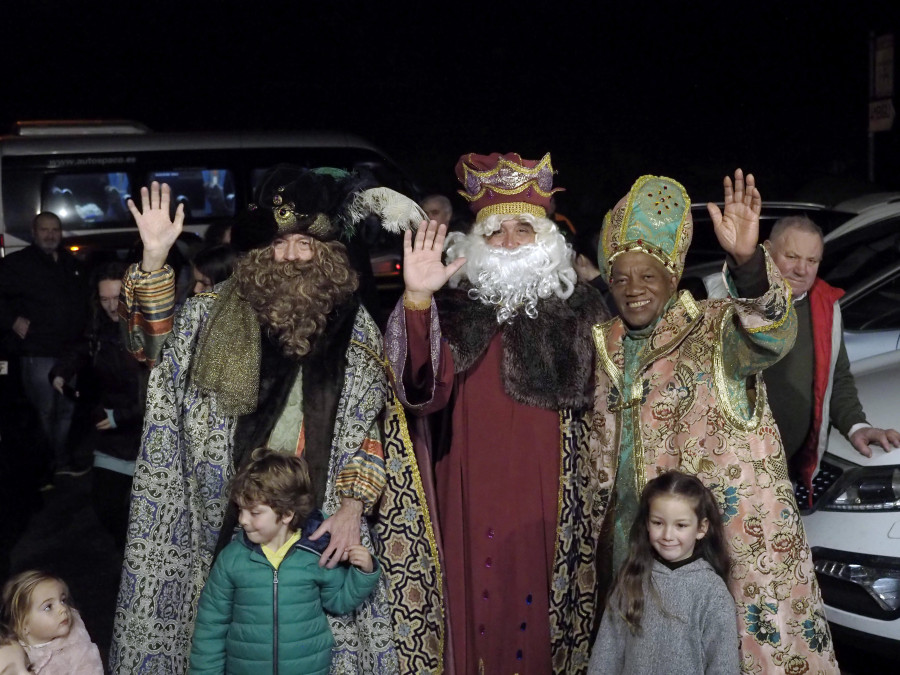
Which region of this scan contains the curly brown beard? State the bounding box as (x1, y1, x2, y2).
(232, 241, 358, 359)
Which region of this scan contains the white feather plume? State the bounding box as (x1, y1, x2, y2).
(347, 187, 426, 233)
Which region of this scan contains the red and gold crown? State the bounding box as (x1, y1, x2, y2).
(455, 152, 564, 223)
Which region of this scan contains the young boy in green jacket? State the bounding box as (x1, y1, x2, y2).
(189, 448, 380, 675)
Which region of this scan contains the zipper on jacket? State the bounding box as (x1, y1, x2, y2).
(273, 568, 279, 675)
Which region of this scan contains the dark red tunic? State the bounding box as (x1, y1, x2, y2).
(406, 309, 560, 675)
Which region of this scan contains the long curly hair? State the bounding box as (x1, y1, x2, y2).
(232, 239, 358, 359)
(613, 470, 731, 634)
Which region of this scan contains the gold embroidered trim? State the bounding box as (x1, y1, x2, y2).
(743, 250, 793, 334)
(402, 293, 432, 311)
(350, 339, 381, 364)
(383, 360, 445, 665)
(712, 306, 766, 432)
(593, 323, 626, 405)
(460, 151, 554, 184)
(630, 404, 647, 494)
(554, 411, 568, 587)
(474, 201, 546, 222)
(634, 292, 703, 376)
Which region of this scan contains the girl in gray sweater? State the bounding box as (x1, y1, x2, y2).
(589, 471, 740, 674)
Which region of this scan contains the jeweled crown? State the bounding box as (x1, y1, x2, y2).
(455, 152, 564, 223)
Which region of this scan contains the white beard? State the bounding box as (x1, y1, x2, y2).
(445, 231, 576, 323)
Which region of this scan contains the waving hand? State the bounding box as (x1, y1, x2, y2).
(706, 169, 761, 265)
(126, 181, 185, 272)
(402, 220, 466, 305)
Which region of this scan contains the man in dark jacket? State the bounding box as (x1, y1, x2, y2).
(0, 212, 88, 479)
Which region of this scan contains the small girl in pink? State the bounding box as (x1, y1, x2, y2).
(1, 570, 103, 675)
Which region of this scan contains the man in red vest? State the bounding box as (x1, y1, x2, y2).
(762, 215, 900, 494)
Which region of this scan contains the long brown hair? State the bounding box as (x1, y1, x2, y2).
(613, 470, 730, 634)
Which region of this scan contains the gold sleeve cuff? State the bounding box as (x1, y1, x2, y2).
(403, 293, 432, 311)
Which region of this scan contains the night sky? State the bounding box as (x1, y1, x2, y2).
(3, 2, 900, 218)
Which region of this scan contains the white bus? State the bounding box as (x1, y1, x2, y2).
(0, 120, 417, 266)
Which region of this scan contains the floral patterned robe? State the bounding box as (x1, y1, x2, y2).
(589, 251, 839, 675)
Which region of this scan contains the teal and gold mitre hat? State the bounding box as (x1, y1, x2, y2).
(599, 174, 693, 281)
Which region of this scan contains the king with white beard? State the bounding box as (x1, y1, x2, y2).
(444, 212, 577, 323)
(385, 152, 610, 675)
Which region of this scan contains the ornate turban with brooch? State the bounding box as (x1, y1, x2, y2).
(599, 174, 693, 282)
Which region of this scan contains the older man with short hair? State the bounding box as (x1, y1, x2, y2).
(419, 193, 454, 227)
(762, 215, 900, 494)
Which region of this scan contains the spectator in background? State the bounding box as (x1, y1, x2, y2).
(190, 244, 235, 294)
(203, 221, 233, 247)
(50, 263, 148, 549)
(419, 193, 453, 226)
(760, 216, 900, 496)
(0, 212, 88, 483)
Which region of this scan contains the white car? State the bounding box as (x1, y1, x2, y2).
(800, 347, 900, 655)
(796, 195, 900, 656)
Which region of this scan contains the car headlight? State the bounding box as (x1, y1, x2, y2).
(818, 467, 900, 511)
(813, 548, 900, 614)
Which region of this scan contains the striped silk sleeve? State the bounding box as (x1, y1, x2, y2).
(118, 263, 176, 367)
(334, 435, 387, 515)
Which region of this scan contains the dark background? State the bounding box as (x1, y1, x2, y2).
(3, 3, 900, 670)
(3, 2, 900, 218)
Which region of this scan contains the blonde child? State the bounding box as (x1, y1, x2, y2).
(1, 571, 102, 675)
(0, 624, 33, 675)
(589, 471, 739, 674)
(189, 448, 381, 675)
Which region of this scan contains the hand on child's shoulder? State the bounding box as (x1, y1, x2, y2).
(346, 545, 374, 573)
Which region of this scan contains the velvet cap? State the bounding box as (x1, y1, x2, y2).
(455, 152, 564, 223)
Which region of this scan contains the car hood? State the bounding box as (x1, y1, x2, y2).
(824, 349, 900, 468)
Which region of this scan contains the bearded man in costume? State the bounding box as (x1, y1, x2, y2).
(589, 170, 838, 673)
(110, 169, 442, 675)
(385, 152, 610, 675)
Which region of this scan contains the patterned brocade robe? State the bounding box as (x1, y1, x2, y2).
(110, 265, 443, 675)
(589, 251, 840, 675)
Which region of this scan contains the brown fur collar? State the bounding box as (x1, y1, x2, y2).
(436, 283, 609, 410)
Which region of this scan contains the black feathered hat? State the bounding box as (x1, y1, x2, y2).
(230, 165, 424, 253)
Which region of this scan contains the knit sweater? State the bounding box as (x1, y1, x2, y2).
(588, 558, 739, 675)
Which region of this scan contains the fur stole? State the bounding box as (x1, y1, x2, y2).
(217, 296, 360, 554)
(436, 283, 609, 410)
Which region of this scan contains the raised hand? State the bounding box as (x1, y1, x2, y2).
(706, 169, 761, 265)
(402, 220, 467, 305)
(126, 182, 184, 272)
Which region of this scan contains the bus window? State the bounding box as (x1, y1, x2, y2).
(145, 168, 235, 221)
(42, 172, 131, 227)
